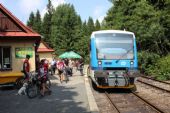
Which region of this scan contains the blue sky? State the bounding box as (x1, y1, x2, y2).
(0, 0, 112, 24)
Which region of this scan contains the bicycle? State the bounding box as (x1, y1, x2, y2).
(15, 71, 34, 89)
(15, 77, 25, 89)
(26, 71, 51, 99)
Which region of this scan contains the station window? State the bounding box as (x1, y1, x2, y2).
(0, 46, 11, 71)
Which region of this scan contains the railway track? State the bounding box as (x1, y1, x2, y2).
(105, 92, 121, 113)
(141, 76, 170, 85)
(104, 92, 164, 113)
(137, 76, 170, 93)
(135, 77, 170, 113)
(89, 76, 170, 113)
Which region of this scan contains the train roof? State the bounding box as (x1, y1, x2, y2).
(91, 30, 134, 38)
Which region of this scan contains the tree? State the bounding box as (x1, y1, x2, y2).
(27, 12, 35, 28)
(147, 0, 166, 10)
(51, 4, 80, 55)
(87, 17, 95, 35)
(75, 20, 90, 60)
(104, 0, 170, 55)
(27, 10, 42, 34)
(47, 0, 54, 16)
(95, 19, 101, 31)
(33, 10, 42, 33)
(42, 0, 54, 47)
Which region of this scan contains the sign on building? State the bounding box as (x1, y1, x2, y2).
(15, 47, 33, 58)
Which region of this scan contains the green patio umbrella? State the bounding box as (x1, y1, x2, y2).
(58, 52, 69, 58)
(67, 51, 82, 59)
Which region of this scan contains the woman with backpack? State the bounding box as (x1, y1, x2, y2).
(57, 59, 65, 83)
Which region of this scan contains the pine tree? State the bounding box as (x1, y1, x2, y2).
(95, 19, 101, 31)
(87, 17, 95, 35)
(51, 4, 80, 55)
(42, 0, 54, 47)
(27, 12, 35, 28)
(47, 0, 54, 16)
(33, 10, 42, 33)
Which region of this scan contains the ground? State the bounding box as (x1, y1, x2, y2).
(0, 71, 91, 113)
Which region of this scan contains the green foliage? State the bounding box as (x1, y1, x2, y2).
(26, 0, 170, 75)
(87, 17, 95, 35)
(27, 3, 94, 62)
(27, 12, 34, 28)
(74, 20, 90, 63)
(41, 0, 54, 47)
(27, 10, 42, 34)
(95, 19, 101, 31)
(138, 52, 170, 80)
(47, 0, 54, 15)
(33, 10, 42, 33)
(51, 4, 80, 55)
(42, 13, 52, 46)
(104, 0, 170, 55)
(148, 54, 170, 80)
(138, 51, 160, 74)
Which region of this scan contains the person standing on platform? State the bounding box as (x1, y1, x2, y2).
(50, 58, 56, 75)
(39, 59, 51, 98)
(57, 59, 65, 82)
(22, 54, 31, 82)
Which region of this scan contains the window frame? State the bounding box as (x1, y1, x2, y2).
(0, 46, 12, 71)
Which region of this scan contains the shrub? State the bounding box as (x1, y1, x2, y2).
(138, 51, 160, 74)
(149, 54, 170, 80)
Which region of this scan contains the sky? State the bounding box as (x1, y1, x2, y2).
(0, 0, 112, 24)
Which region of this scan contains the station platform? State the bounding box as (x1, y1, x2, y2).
(0, 65, 99, 113)
(49, 65, 99, 113)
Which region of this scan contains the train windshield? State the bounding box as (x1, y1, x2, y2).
(95, 33, 134, 60)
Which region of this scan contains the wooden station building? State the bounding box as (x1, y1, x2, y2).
(0, 4, 41, 83)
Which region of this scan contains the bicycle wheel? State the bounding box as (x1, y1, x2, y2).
(46, 79, 51, 88)
(15, 77, 24, 89)
(26, 84, 38, 99)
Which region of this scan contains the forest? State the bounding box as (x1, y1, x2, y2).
(27, 0, 170, 80)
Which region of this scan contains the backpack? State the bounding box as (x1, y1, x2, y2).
(58, 62, 64, 71)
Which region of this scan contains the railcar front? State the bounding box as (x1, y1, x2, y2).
(89, 30, 138, 89)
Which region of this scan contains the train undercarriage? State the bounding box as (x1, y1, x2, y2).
(88, 68, 137, 91)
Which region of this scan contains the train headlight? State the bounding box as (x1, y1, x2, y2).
(130, 61, 134, 65)
(98, 61, 102, 65)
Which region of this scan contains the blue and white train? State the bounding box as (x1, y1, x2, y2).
(88, 30, 138, 89)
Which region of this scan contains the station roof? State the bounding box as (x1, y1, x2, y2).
(0, 4, 40, 38)
(37, 40, 54, 53)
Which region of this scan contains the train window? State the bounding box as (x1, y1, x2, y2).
(95, 33, 134, 60)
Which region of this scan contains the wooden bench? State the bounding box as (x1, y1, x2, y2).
(0, 72, 23, 84)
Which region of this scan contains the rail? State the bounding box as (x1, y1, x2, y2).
(137, 79, 170, 93)
(104, 92, 121, 113)
(132, 92, 164, 113)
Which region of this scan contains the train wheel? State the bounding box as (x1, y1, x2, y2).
(129, 77, 135, 84)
